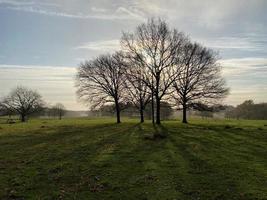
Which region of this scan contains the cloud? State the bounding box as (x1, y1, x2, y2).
(198, 36, 266, 51)
(0, 64, 75, 81)
(0, 0, 59, 8)
(220, 57, 267, 77)
(3, 6, 89, 19)
(114, 6, 144, 21)
(1, 0, 266, 107)
(219, 57, 267, 105)
(1, 0, 266, 30)
(225, 82, 267, 105)
(152, 0, 266, 28)
(5, 6, 143, 20)
(91, 6, 107, 13)
(0, 0, 144, 20)
(75, 39, 120, 52)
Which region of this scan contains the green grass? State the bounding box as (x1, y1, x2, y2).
(0, 118, 267, 199)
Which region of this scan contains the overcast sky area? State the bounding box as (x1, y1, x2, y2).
(0, 0, 266, 110)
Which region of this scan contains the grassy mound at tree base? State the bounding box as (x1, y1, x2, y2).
(0, 118, 266, 199)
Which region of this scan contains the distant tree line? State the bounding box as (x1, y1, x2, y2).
(225, 100, 267, 120)
(44, 103, 66, 120)
(76, 18, 229, 124)
(91, 101, 173, 120)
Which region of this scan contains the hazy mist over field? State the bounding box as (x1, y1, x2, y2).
(0, 0, 266, 110)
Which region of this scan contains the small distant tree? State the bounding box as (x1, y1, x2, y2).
(52, 103, 66, 120)
(0, 86, 44, 122)
(172, 42, 229, 123)
(76, 52, 126, 123)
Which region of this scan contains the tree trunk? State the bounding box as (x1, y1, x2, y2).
(115, 99, 121, 123)
(151, 92, 155, 124)
(140, 106, 144, 123)
(21, 114, 26, 122)
(182, 104, 187, 123)
(156, 96, 161, 124)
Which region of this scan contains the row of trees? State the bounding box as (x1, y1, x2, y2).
(225, 100, 267, 120)
(0, 86, 66, 122)
(76, 18, 229, 124)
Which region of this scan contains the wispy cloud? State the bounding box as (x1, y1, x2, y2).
(1, 0, 266, 107)
(220, 57, 267, 104)
(90, 6, 107, 13)
(0, 64, 75, 81)
(5, 6, 143, 20)
(0, 0, 144, 20)
(75, 39, 120, 52)
(196, 35, 267, 52)
(220, 57, 267, 77)
(1, 0, 266, 30)
(0, 0, 58, 7)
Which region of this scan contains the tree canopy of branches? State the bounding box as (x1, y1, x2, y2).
(76, 52, 126, 123)
(0, 86, 44, 122)
(172, 42, 229, 123)
(76, 18, 229, 124)
(121, 18, 188, 124)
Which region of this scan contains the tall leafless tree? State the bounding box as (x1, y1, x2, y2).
(0, 86, 44, 122)
(172, 42, 229, 123)
(76, 52, 126, 123)
(124, 62, 151, 123)
(121, 18, 187, 124)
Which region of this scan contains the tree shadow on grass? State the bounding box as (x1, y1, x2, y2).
(142, 124, 169, 141)
(1, 121, 266, 199)
(164, 123, 267, 200)
(0, 122, 143, 199)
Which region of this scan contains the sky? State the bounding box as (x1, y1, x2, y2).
(0, 0, 266, 110)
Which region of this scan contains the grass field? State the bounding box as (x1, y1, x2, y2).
(0, 118, 267, 200)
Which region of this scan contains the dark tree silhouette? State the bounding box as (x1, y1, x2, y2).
(121, 18, 187, 124)
(124, 62, 151, 123)
(0, 86, 44, 122)
(172, 42, 229, 123)
(76, 52, 126, 123)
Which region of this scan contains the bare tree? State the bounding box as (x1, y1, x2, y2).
(172, 42, 229, 123)
(52, 103, 66, 120)
(0, 86, 44, 122)
(124, 63, 151, 123)
(121, 18, 187, 124)
(76, 52, 126, 123)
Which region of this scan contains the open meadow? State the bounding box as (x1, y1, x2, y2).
(0, 118, 266, 199)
